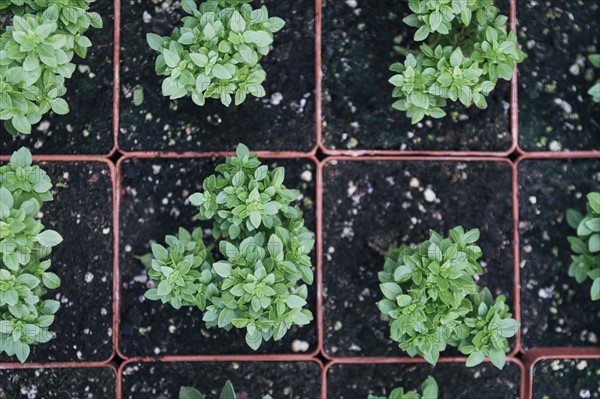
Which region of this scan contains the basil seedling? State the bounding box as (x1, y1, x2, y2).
(0, 0, 103, 135)
(143, 144, 315, 350)
(567, 192, 600, 301)
(377, 226, 518, 369)
(180, 380, 272, 399)
(0, 148, 63, 362)
(389, 0, 525, 124)
(147, 0, 285, 107)
(368, 376, 438, 399)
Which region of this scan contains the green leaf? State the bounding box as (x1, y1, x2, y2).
(498, 318, 519, 338)
(220, 381, 236, 399)
(50, 98, 69, 115)
(286, 295, 307, 308)
(157, 280, 172, 296)
(147, 33, 164, 51)
(37, 230, 64, 247)
(42, 272, 61, 289)
(591, 278, 600, 301)
(180, 387, 205, 399)
(163, 49, 180, 68)
(488, 350, 506, 369)
(12, 116, 31, 135)
(213, 64, 233, 79)
(151, 243, 169, 261)
(213, 262, 232, 278)
(466, 351, 484, 367)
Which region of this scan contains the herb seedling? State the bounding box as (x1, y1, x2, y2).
(368, 376, 438, 399)
(567, 192, 600, 301)
(588, 54, 600, 103)
(0, 148, 63, 362)
(147, 0, 285, 107)
(180, 380, 272, 399)
(143, 144, 314, 350)
(389, 0, 525, 124)
(0, 0, 103, 135)
(377, 226, 519, 369)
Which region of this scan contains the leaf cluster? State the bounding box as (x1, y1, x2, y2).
(377, 226, 518, 369)
(0, 147, 62, 363)
(147, 0, 285, 107)
(567, 192, 600, 301)
(179, 380, 272, 399)
(0, 0, 102, 135)
(368, 376, 438, 399)
(588, 54, 600, 103)
(389, 0, 525, 123)
(144, 144, 314, 350)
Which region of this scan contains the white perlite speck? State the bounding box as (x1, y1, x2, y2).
(301, 170, 313, 182)
(291, 340, 310, 352)
(528, 196, 537, 204)
(84, 272, 94, 283)
(143, 11, 152, 23)
(409, 177, 420, 188)
(346, 0, 357, 8)
(424, 188, 436, 203)
(549, 140, 562, 152)
(270, 92, 283, 105)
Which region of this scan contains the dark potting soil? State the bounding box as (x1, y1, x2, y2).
(327, 362, 521, 399)
(321, 0, 512, 152)
(532, 358, 600, 399)
(0, 0, 115, 155)
(322, 160, 515, 357)
(517, 0, 600, 152)
(118, 0, 315, 153)
(0, 366, 116, 399)
(118, 157, 317, 357)
(0, 162, 114, 363)
(121, 361, 321, 399)
(518, 159, 600, 349)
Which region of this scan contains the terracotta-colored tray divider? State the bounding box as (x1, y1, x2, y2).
(108, 0, 121, 158)
(523, 349, 600, 399)
(322, 357, 527, 399)
(515, 153, 600, 398)
(316, 156, 523, 361)
(0, 155, 118, 368)
(116, 357, 325, 399)
(114, 152, 322, 361)
(316, 0, 519, 157)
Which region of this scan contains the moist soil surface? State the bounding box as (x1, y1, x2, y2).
(0, 0, 115, 155)
(517, 0, 600, 151)
(518, 159, 600, 349)
(532, 358, 600, 399)
(118, 157, 317, 357)
(327, 362, 522, 399)
(0, 162, 114, 363)
(0, 367, 116, 399)
(321, 0, 512, 152)
(121, 361, 321, 399)
(118, 0, 315, 153)
(321, 160, 515, 357)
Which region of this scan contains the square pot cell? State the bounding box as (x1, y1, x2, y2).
(0, 161, 114, 363)
(518, 158, 600, 349)
(327, 361, 522, 399)
(118, 157, 317, 357)
(0, 366, 117, 398)
(120, 361, 322, 399)
(531, 358, 600, 399)
(0, 0, 115, 155)
(321, 0, 513, 152)
(321, 159, 515, 357)
(118, 0, 316, 153)
(517, 0, 600, 152)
